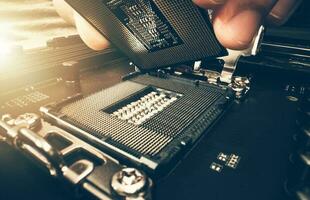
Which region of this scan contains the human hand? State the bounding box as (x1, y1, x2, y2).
(53, 0, 110, 50)
(193, 0, 301, 49)
(53, 0, 301, 51)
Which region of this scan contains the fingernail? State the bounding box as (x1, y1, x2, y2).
(268, 0, 302, 26)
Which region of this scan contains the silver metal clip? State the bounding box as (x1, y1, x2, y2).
(0, 114, 65, 177)
(220, 26, 265, 84)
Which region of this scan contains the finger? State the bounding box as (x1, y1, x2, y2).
(74, 12, 110, 51)
(53, 0, 110, 50)
(212, 0, 278, 49)
(193, 0, 227, 9)
(53, 0, 75, 25)
(267, 0, 302, 26)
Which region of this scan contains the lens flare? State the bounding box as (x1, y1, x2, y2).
(0, 37, 12, 67)
(0, 38, 11, 56)
(0, 23, 13, 66)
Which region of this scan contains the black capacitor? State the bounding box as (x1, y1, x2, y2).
(61, 61, 80, 83)
(61, 61, 81, 94)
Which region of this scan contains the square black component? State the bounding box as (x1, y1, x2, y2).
(65, 0, 227, 69)
(46, 75, 232, 174)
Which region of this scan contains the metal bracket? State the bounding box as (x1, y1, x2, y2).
(0, 113, 66, 177)
(0, 113, 154, 199)
(220, 26, 265, 84)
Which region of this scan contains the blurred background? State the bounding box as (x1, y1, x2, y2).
(0, 0, 309, 50)
(0, 0, 77, 49)
(0, 0, 308, 76)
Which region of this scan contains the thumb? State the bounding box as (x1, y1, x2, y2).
(211, 0, 277, 50)
(213, 9, 263, 50)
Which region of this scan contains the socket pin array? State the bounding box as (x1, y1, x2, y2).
(112, 91, 179, 125)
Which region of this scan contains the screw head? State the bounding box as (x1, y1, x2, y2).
(14, 113, 41, 130)
(111, 168, 147, 196)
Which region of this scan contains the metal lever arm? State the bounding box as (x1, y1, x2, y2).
(220, 26, 265, 84)
(16, 128, 66, 177)
(0, 119, 65, 177)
